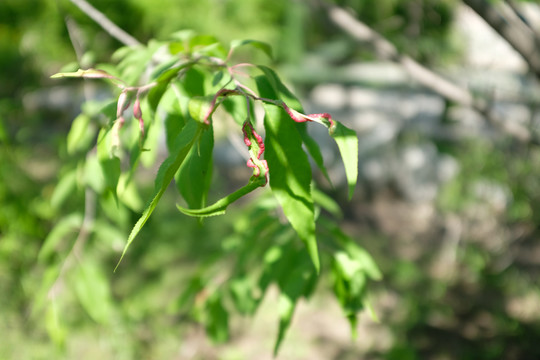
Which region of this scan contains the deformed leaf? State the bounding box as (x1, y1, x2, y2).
(330, 121, 358, 200)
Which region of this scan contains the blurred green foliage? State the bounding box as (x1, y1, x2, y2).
(3, 0, 540, 359)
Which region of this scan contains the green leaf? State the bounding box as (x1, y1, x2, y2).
(257, 65, 301, 108)
(330, 121, 358, 200)
(51, 170, 77, 209)
(38, 214, 83, 262)
(222, 95, 253, 126)
(71, 260, 113, 324)
(97, 128, 121, 196)
(328, 222, 382, 281)
(115, 119, 201, 270)
(312, 186, 343, 218)
(67, 114, 94, 155)
(188, 95, 215, 123)
(140, 98, 161, 167)
(147, 61, 195, 113)
(205, 292, 229, 343)
(45, 302, 66, 348)
(50, 68, 117, 80)
(84, 154, 104, 193)
(256, 75, 319, 273)
(230, 39, 273, 59)
(298, 123, 331, 184)
(176, 123, 214, 209)
(164, 100, 186, 150)
(229, 276, 257, 315)
(177, 176, 265, 217)
(273, 255, 318, 356)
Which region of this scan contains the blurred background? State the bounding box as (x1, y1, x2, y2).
(2, 0, 540, 359)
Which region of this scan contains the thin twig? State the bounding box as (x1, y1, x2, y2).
(322, 2, 532, 143)
(70, 0, 142, 47)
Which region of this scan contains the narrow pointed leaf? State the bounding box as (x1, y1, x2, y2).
(177, 177, 265, 218)
(50, 68, 116, 79)
(273, 257, 318, 355)
(115, 120, 201, 270)
(330, 121, 358, 200)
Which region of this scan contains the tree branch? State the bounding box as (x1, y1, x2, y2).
(463, 0, 540, 80)
(69, 0, 142, 47)
(322, 3, 532, 143)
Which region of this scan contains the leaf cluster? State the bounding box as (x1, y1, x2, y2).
(45, 32, 378, 354)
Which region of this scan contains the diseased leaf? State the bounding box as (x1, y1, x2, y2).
(256, 75, 319, 272)
(176, 123, 214, 209)
(115, 119, 201, 270)
(330, 121, 358, 200)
